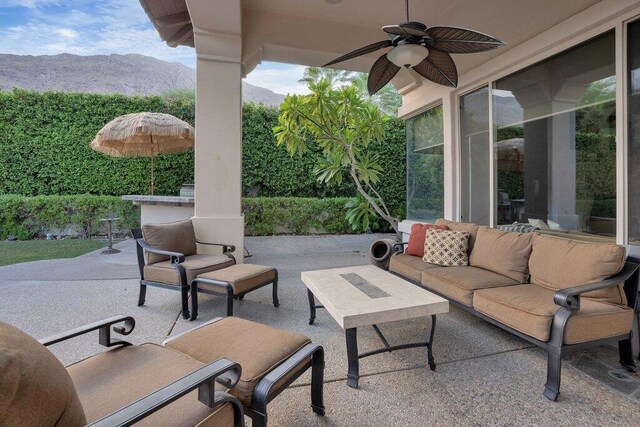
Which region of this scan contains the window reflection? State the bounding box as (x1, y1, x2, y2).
(494, 31, 616, 238)
(406, 106, 444, 221)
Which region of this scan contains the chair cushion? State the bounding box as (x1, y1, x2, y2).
(405, 223, 449, 257)
(142, 219, 197, 264)
(423, 229, 470, 267)
(144, 254, 235, 286)
(473, 284, 634, 344)
(422, 266, 520, 306)
(164, 317, 311, 406)
(195, 264, 276, 295)
(0, 322, 86, 427)
(389, 253, 441, 282)
(469, 227, 533, 283)
(67, 343, 233, 426)
(528, 234, 626, 305)
(435, 219, 481, 253)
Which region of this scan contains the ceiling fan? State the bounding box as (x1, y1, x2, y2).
(323, 0, 506, 95)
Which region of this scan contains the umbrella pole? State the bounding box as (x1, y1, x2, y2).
(150, 134, 155, 195)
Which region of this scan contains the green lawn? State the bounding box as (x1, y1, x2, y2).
(0, 239, 106, 267)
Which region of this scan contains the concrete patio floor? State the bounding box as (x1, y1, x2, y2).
(1, 234, 639, 426)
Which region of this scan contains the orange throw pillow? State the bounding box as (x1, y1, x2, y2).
(406, 223, 449, 257)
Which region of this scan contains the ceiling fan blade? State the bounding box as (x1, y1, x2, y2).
(383, 22, 428, 37)
(412, 49, 458, 87)
(367, 53, 401, 95)
(427, 26, 505, 53)
(323, 40, 393, 67)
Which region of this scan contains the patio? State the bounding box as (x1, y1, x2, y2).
(1, 235, 638, 425)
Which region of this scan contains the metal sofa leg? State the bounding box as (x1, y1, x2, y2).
(181, 286, 190, 320)
(250, 412, 267, 427)
(311, 347, 325, 416)
(190, 282, 199, 321)
(226, 292, 234, 317)
(543, 351, 562, 401)
(272, 271, 280, 308)
(138, 283, 146, 306)
(619, 338, 637, 372)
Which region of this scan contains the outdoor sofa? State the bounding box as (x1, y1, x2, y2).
(0, 315, 324, 427)
(371, 219, 639, 401)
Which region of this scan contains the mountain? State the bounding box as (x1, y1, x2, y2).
(0, 53, 286, 107)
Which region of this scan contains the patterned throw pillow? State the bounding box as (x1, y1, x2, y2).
(423, 229, 470, 266)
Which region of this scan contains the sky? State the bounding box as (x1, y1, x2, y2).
(0, 0, 309, 95)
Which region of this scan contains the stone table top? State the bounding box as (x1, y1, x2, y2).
(301, 264, 449, 329)
(121, 195, 194, 207)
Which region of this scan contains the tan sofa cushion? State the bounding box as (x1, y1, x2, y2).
(195, 264, 276, 295)
(473, 284, 634, 344)
(142, 219, 197, 264)
(144, 254, 235, 286)
(164, 317, 311, 406)
(0, 322, 86, 427)
(389, 253, 441, 282)
(68, 343, 232, 426)
(469, 227, 533, 283)
(435, 219, 481, 253)
(529, 234, 626, 305)
(422, 266, 520, 306)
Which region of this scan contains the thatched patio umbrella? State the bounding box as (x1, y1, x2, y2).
(91, 112, 194, 195)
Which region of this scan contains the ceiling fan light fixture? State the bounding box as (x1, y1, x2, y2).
(387, 44, 429, 68)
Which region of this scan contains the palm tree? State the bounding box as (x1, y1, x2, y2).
(298, 67, 354, 86)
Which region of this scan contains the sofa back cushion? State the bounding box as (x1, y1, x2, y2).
(469, 227, 533, 283)
(435, 219, 480, 254)
(528, 234, 627, 304)
(423, 229, 470, 267)
(142, 219, 197, 264)
(406, 223, 449, 257)
(0, 322, 86, 426)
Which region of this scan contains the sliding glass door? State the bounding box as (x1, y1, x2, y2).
(460, 87, 490, 225)
(627, 19, 640, 245)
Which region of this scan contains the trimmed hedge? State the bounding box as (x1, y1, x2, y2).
(0, 90, 407, 217)
(243, 197, 353, 235)
(0, 194, 140, 240)
(0, 195, 358, 239)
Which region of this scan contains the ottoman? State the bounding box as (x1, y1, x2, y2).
(163, 317, 325, 427)
(191, 264, 279, 319)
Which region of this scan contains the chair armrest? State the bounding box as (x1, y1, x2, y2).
(136, 238, 185, 263)
(196, 240, 236, 255)
(88, 358, 243, 427)
(39, 315, 135, 347)
(553, 262, 639, 310)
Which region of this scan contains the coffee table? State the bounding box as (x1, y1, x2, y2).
(302, 264, 449, 388)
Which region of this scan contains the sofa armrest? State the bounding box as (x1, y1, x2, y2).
(553, 262, 639, 310)
(39, 315, 135, 347)
(392, 241, 408, 254)
(88, 358, 243, 427)
(196, 240, 236, 255)
(136, 238, 185, 264)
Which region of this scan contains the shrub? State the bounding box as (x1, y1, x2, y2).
(0, 195, 366, 240)
(0, 195, 139, 240)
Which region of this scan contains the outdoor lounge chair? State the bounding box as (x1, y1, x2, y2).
(0, 315, 325, 427)
(132, 219, 236, 319)
(0, 315, 244, 426)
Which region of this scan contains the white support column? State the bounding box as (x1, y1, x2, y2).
(187, 0, 244, 261)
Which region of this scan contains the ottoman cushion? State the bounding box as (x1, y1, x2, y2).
(164, 317, 311, 406)
(195, 264, 276, 295)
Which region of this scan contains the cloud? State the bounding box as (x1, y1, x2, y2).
(244, 63, 310, 95)
(1, 0, 61, 9)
